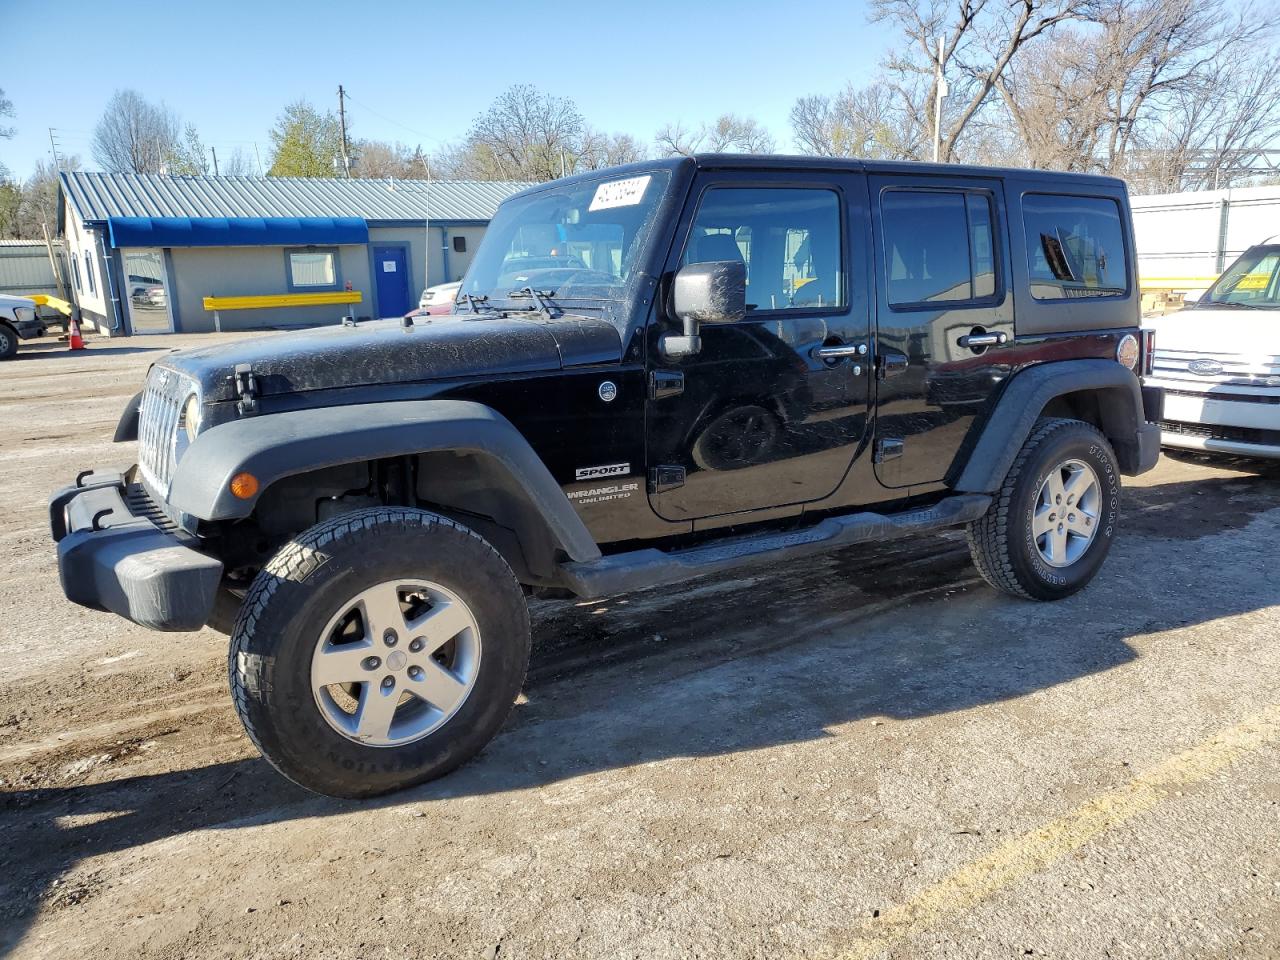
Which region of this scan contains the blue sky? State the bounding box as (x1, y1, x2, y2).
(1, 0, 892, 179)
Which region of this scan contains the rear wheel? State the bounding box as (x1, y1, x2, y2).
(229, 507, 530, 798)
(967, 418, 1121, 601)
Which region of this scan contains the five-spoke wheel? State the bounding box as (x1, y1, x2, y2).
(229, 508, 530, 798)
(311, 580, 481, 746)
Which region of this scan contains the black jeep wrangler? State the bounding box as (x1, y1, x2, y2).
(50, 156, 1162, 797)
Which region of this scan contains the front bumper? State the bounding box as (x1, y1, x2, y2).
(50, 468, 223, 631)
(1156, 387, 1280, 460)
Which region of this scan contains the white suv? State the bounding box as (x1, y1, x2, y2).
(1144, 242, 1280, 458)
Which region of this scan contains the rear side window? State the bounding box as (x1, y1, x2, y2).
(1023, 195, 1128, 300)
(881, 189, 997, 308)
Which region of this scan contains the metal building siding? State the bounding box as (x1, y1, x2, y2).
(60, 172, 533, 225)
(0, 241, 64, 297)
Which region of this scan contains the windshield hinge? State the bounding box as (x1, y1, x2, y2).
(233, 363, 260, 416)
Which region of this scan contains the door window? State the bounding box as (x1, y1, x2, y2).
(122, 248, 173, 333)
(1023, 195, 1128, 300)
(684, 187, 844, 312)
(881, 189, 998, 307)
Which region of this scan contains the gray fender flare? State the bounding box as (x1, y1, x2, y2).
(168, 399, 602, 563)
(952, 359, 1156, 493)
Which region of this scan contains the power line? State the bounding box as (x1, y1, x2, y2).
(341, 92, 447, 148)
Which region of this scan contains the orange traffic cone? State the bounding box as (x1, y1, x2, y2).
(68, 313, 86, 351)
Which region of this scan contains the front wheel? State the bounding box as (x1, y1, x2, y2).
(967, 417, 1121, 601)
(229, 508, 530, 798)
(0, 325, 17, 360)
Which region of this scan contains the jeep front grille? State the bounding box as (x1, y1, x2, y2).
(137, 366, 195, 496)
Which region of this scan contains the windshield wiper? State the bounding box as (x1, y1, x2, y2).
(1201, 299, 1266, 310)
(506, 287, 560, 319)
(460, 293, 494, 315)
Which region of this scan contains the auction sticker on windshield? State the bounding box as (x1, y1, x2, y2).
(589, 175, 651, 212)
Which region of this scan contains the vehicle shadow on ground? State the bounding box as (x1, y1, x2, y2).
(12, 341, 168, 360)
(3, 461, 1280, 952)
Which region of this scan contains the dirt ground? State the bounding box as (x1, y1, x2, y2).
(2, 330, 1279, 960)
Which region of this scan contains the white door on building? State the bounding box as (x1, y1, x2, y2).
(122, 248, 174, 333)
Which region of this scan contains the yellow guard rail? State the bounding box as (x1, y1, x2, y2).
(202, 291, 362, 311)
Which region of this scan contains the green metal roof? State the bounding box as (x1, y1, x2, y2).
(60, 171, 532, 227)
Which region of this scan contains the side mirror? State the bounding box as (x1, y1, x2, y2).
(662, 260, 747, 359)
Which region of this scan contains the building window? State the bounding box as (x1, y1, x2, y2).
(285, 247, 340, 290)
(84, 251, 95, 294)
(881, 189, 999, 308)
(72, 256, 82, 291)
(453, 235, 466, 253)
(1023, 194, 1128, 300)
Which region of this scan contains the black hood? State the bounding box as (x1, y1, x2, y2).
(158, 314, 623, 402)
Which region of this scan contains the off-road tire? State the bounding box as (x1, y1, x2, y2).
(229, 507, 530, 798)
(0, 325, 17, 360)
(967, 417, 1121, 601)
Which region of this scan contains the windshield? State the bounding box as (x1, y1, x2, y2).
(1200, 245, 1280, 308)
(461, 170, 671, 305)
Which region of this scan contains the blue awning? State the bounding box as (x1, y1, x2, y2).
(106, 216, 369, 249)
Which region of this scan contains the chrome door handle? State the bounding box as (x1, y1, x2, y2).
(957, 332, 1007, 349)
(815, 343, 868, 359)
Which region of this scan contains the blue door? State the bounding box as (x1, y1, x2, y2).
(373, 246, 411, 317)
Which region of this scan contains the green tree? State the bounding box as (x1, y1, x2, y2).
(168, 123, 210, 175)
(0, 178, 23, 238)
(267, 100, 344, 177)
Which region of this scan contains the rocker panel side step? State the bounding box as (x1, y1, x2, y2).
(559, 494, 992, 599)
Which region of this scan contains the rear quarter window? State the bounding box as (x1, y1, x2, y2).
(1023, 194, 1129, 300)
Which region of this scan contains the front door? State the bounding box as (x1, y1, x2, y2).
(373, 245, 411, 317)
(646, 171, 872, 522)
(867, 175, 1013, 487)
(122, 248, 173, 334)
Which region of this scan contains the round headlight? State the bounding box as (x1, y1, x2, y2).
(181, 393, 202, 442)
(1116, 333, 1139, 370)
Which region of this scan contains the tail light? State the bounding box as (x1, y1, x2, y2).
(1141, 329, 1156, 377)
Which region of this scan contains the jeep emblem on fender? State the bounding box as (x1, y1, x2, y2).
(1188, 359, 1225, 376)
(598, 381, 618, 402)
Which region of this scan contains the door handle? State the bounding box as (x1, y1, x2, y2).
(957, 331, 1008, 349)
(814, 343, 868, 360)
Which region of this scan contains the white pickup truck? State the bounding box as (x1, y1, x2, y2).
(1144, 241, 1280, 458)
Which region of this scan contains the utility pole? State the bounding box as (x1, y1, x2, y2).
(48, 128, 61, 169)
(337, 85, 351, 178)
(932, 36, 948, 163)
(210, 146, 220, 176)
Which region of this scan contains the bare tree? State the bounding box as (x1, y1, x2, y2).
(221, 148, 257, 177)
(791, 85, 920, 159)
(996, 0, 1280, 191)
(458, 84, 585, 181)
(654, 121, 702, 157)
(18, 156, 81, 238)
(870, 0, 1081, 161)
(0, 87, 13, 142)
(654, 114, 776, 157)
(575, 130, 647, 171)
(92, 89, 181, 174)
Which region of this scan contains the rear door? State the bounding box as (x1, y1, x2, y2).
(646, 169, 873, 521)
(868, 175, 1014, 488)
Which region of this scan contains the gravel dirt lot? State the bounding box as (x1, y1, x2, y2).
(1, 331, 1278, 960)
